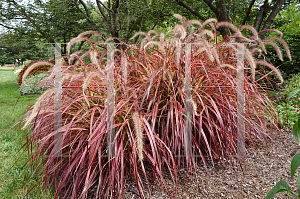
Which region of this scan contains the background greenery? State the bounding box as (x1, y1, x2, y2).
(266, 1, 300, 80)
(1, 0, 299, 68)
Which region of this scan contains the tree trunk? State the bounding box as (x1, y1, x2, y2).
(259, 0, 285, 39)
(242, 0, 256, 25)
(216, 0, 231, 38)
(253, 0, 269, 32)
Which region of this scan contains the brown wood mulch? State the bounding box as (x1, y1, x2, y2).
(119, 127, 300, 199)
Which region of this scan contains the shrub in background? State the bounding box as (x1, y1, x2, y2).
(265, 35, 300, 85)
(17, 15, 291, 199)
(19, 73, 50, 95)
(24, 59, 31, 66)
(266, 0, 300, 82)
(276, 73, 300, 127)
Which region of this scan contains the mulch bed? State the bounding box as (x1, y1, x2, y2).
(121, 126, 299, 199)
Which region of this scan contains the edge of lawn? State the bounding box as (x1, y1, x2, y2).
(0, 67, 55, 199)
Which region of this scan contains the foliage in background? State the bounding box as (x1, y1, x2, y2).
(266, 35, 300, 82)
(0, 31, 53, 65)
(276, 73, 300, 127)
(274, 0, 300, 36)
(1, 0, 294, 46)
(0, 0, 297, 69)
(17, 15, 290, 199)
(266, 0, 300, 81)
(24, 60, 31, 66)
(0, 0, 92, 54)
(20, 73, 50, 96)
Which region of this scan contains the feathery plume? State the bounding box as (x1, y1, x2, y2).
(216, 22, 242, 35)
(255, 60, 283, 84)
(255, 37, 267, 53)
(263, 40, 283, 61)
(220, 64, 236, 70)
(83, 72, 105, 107)
(77, 30, 106, 41)
(144, 41, 164, 52)
(186, 98, 205, 117)
(229, 35, 255, 44)
(196, 29, 215, 40)
(258, 29, 283, 38)
(175, 39, 181, 66)
(22, 88, 55, 130)
(121, 53, 128, 85)
(173, 14, 186, 25)
(191, 99, 200, 116)
(266, 37, 292, 61)
(133, 112, 144, 162)
(248, 36, 266, 53)
(160, 33, 165, 44)
(244, 47, 257, 80)
(185, 33, 195, 43)
(196, 40, 215, 62)
(130, 31, 151, 42)
(69, 50, 85, 65)
(195, 47, 207, 55)
(148, 30, 159, 38)
(22, 62, 54, 86)
(90, 51, 99, 66)
(67, 37, 96, 55)
(90, 51, 106, 74)
(173, 25, 186, 40)
(199, 18, 217, 32)
(140, 39, 147, 50)
(217, 43, 237, 53)
(185, 19, 202, 29)
(239, 25, 259, 39)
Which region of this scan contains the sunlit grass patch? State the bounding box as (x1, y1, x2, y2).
(0, 69, 54, 198)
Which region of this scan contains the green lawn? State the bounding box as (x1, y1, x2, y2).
(0, 67, 54, 198)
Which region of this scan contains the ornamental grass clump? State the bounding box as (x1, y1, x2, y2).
(17, 60, 54, 86)
(18, 14, 291, 199)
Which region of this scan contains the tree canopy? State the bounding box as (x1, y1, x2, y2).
(0, 0, 299, 64)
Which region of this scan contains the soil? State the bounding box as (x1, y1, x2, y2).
(119, 126, 300, 199)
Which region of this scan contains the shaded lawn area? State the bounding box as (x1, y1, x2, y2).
(0, 67, 54, 198)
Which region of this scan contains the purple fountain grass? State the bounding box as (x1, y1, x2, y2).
(16, 14, 292, 199)
(21, 62, 54, 86)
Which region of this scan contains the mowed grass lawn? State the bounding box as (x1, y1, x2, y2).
(0, 67, 54, 198)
